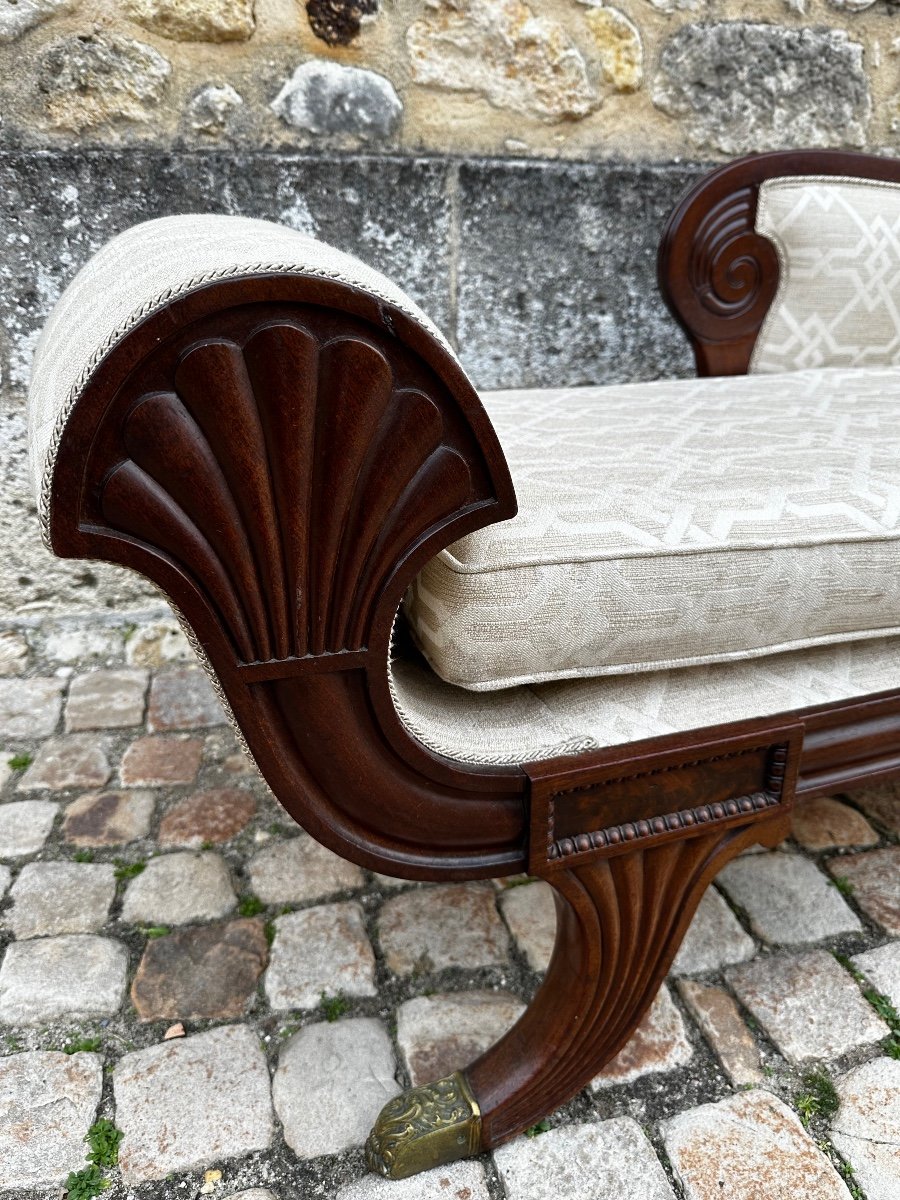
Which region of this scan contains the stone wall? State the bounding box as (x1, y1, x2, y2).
(2, 0, 896, 619)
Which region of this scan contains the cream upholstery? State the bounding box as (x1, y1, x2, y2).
(27, 214, 452, 542)
(405, 368, 900, 691)
(391, 633, 900, 766)
(752, 176, 900, 374)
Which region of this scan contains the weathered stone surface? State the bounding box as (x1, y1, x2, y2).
(727, 949, 888, 1063)
(0, 934, 127, 1024)
(7, 861, 116, 938)
(586, 6, 642, 93)
(43, 626, 124, 663)
(114, 1025, 274, 1183)
(65, 668, 148, 730)
(265, 902, 377, 1009)
(125, 619, 193, 667)
(791, 795, 878, 850)
(0, 676, 62, 738)
(228, 1193, 278, 1200)
(272, 61, 402, 141)
(131, 918, 268, 1020)
(0, 799, 57, 857)
(408, 0, 596, 121)
(0, 1050, 103, 1189)
(499, 879, 555, 972)
(19, 734, 111, 791)
(0, 0, 73, 44)
(379, 883, 509, 975)
(0, 629, 29, 675)
(122, 0, 255, 42)
(494, 1117, 675, 1200)
(852, 781, 900, 835)
(159, 787, 255, 847)
(337, 1163, 490, 1200)
(307, 0, 378, 46)
(0, 864, 10, 896)
(716, 852, 861, 944)
(120, 735, 203, 785)
(671, 886, 756, 975)
(273, 1018, 398, 1158)
(38, 33, 172, 132)
(830, 1058, 900, 1200)
(63, 789, 155, 846)
(187, 82, 245, 134)
(677, 980, 763, 1086)
(397, 991, 525, 1086)
(121, 851, 236, 925)
(248, 832, 363, 904)
(663, 1090, 850, 1200)
(147, 667, 225, 732)
(592, 984, 692, 1088)
(828, 848, 900, 935)
(853, 941, 900, 1008)
(643, 0, 706, 9)
(652, 23, 869, 154)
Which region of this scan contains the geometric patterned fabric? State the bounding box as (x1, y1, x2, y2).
(752, 176, 900, 374)
(405, 368, 900, 690)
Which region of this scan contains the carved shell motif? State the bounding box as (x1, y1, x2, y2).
(99, 321, 475, 664)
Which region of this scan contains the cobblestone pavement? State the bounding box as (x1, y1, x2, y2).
(1, 613, 898, 1200)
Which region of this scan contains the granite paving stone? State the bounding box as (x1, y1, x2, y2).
(0, 676, 63, 739)
(397, 991, 525, 1086)
(493, 1117, 675, 1200)
(592, 984, 693, 1088)
(121, 850, 236, 925)
(227, 1193, 279, 1200)
(830, 1057, 900, 1200)
(114, 1024, 274, 1184)
(131, 917, 268, 1020)
(828, 848, 900, 935)
(671, 886, 756, 976)
(499, 879, 556, 972)
(0, 1050, 103, 1189)
(662, 1090, 850, 1200)
(265, 902, 377, 1009)
(158, 787, 256, 847)
(0, 934, 127, 1024)
(852, 941, 900, 1009)
(717, 852, 861, 944)
(726, 949, 889, 1063)
(62, 788, 155, 845)
(6, 860, 116, 938)
(248, 831, 364, 904)
(65, 667, 149, 730)
(790, 795, 878, 850)
(147, 666, 226, 732)
(337, 1163, 490, 1200)
(272, 1018, 398, 1159)
(677, 980, 763, 1086)
(378, 883, 510, 975)
(852, 781, 900, 835)
(0, 798, 58, 856)
(120, 734, 203, 786)
(0, 863, 9, 896)
(0, 629, 29, 676)
(19, 734, 111, 791)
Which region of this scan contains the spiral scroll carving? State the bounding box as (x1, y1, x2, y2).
(689, 188, 774, 321)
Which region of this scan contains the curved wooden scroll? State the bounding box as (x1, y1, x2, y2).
(658, 149, 900, 376)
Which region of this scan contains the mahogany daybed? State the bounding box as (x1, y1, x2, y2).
(27, 150, 900, 1179)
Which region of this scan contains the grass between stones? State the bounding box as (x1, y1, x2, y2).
(65, 1118, 124, 1199)
(834, 951, 900, 1059)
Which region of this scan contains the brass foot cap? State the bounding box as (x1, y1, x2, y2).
(365, 1071, 482, 1180)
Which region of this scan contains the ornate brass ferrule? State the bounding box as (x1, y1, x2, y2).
(365, 1071, 482, 1180)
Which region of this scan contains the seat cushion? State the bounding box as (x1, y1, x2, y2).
(405, 366, 900, 691)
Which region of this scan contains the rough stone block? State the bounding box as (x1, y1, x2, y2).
(271, 61, 402, 141)
(852, 782, 900, 836)
(397, 991, 525, 1086)
(0, 864, 9, 896)
(121, 0, 255, 42)
(43, 626, 124, 663)
(0, 676, 62, 739)
(265, 902, 377, 1009)
(158, 787, 255, 847)
(727, 949, 889, 1063)
(716, 852, 861, 944)
(63, 789, 155, 846)
(37, 33, 171, 132)
(125, 618, 193, 667)
(337, 1162, 490, 1200)
(248, 833, 364, 905)
(114, 1025, 273, 1183)
(0, 1050, 103, 1189)
(378, 883, 509, 975)
(828, 848, 900, 935)
(671, 886, 756, 975)
(121, 850, 236, 925)
(0, 934, 127, 1024)
(494, 1118, 675, 1200)
(19, 734, 111, 792)
(0, 798, 58, 857)
(65, 668, 148, 730)
(272, 1018, 398, 1159)
(147, 667, 226, 731)
(0, 629, 29, 675)
(663, 1090, 851, 1200)
(830, 1057, 900, 1200)
(120, 735, 203, 785)
(6, 861, 116, 938)
(592, 984, 692, 1089)
(677, 980, 763, 1086)
(499, 879, 556, 972)
(790, 795, 878, 850)
(852, 941, 900, 1009)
